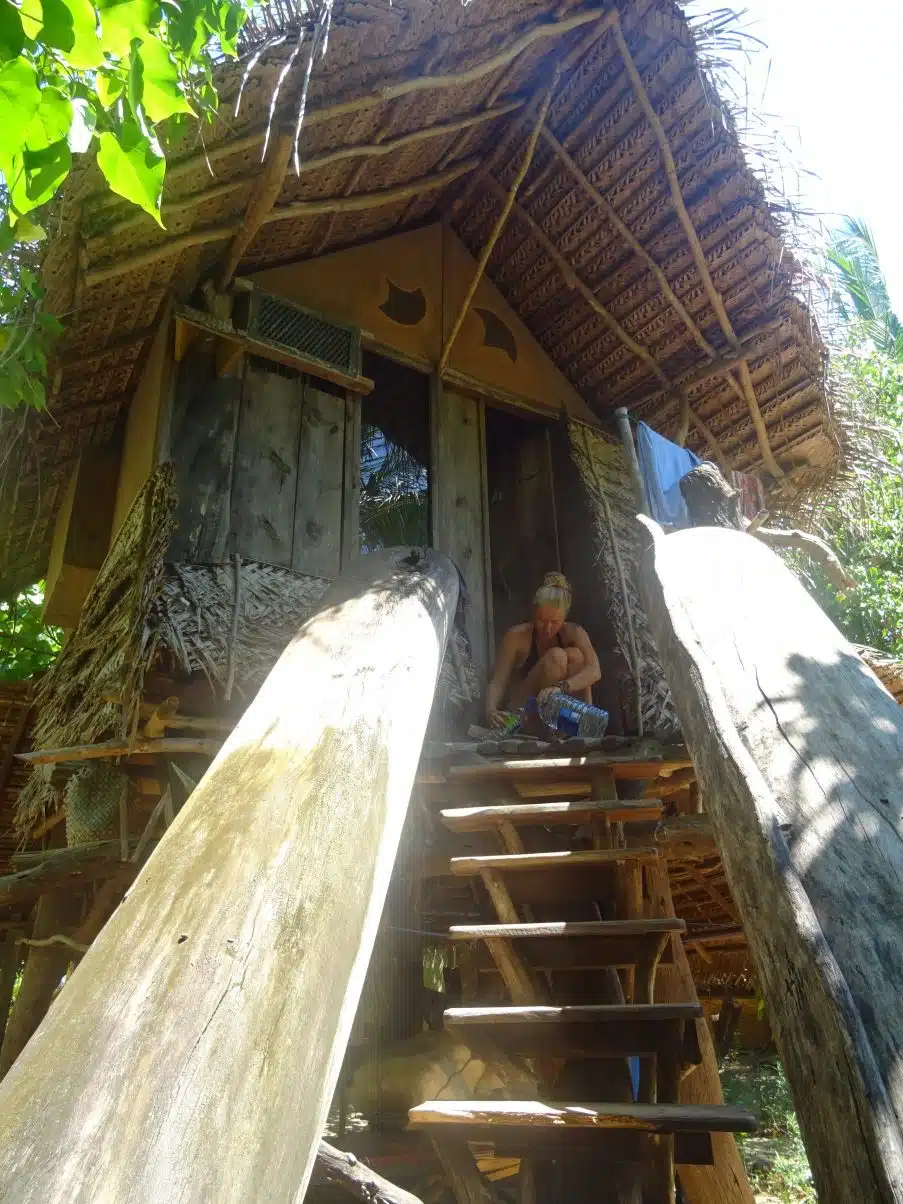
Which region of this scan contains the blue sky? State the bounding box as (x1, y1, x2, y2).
(688, 0, 903, 312)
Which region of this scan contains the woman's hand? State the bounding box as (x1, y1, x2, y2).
(487, 709, 509, 730)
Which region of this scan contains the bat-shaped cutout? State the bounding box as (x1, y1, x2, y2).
(475, 307, 518, 362)
(379, 279, 427, 326)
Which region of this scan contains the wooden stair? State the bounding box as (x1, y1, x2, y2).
(411, 746, 754, 1203)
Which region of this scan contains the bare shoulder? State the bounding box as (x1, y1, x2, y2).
(506, 622, 533, 646)
(561, 622, 592, 645)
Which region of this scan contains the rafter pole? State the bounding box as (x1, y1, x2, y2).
(611, 14, 784, 478)
(439, 70, 558, 375)
(216, 129, 294, 292)
(83, 160, 480, 288)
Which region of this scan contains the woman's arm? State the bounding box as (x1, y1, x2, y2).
(563, 624, 601, 693)
(485, 631, 520, 725)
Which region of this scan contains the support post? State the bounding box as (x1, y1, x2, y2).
(0, 891, 82, 1079)
(613, 407, 648, 518)
(640, 517, 903, 1203)
(0, 548, 459, 1204)
(0, 936, 19, 1054)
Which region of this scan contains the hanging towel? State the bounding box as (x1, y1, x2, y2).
(636, 421, 701, 526)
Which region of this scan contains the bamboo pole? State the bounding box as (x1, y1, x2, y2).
(439, 70, 558, 375)
(89, 100, 525, 252)
(82, 6, 610, 218)
(0, 548, 459, 1204)
(82, 159, 480, 287)
(611, 15, 783, 478)
(216, 132, 294, 291)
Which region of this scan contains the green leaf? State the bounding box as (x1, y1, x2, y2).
(0, 1, 24, 63)
(17, 0, 42, 39)
(127, 39, 142, 115)
(39, 0, 75, 51)
(15, 215, 46, 242)
(138, 35, 192, 122)
(0, 59, 41, 140)
(94, 67, 124, 106)
(27, 86, 72, 147)
(96, 125, 164, 222)
(96, 0, 154, 58)
(62, 0, 104, 69)
(23, 137, 71, 205)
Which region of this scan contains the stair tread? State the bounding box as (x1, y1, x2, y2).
(442, 751, 692, 784)
(450, 918, 685, 939)
(444, 1003, 703, 1025)
(440, 800, 664, 831)
(450, 848, 660, 874)
(408, 1100, 756, 1134)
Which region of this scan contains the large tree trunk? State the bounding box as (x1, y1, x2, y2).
(640, 519, 903, 1204)
(0, 548, 458, 1204)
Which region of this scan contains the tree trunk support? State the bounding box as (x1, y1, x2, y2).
(0, 548, 458, 1204)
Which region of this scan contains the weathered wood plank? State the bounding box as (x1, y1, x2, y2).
(433, 388, 490, 681)
(409, 1100, 756, 1134)
(341, 394, 362, 569)
(230, 363, 302, 566)
(168, 348, 242, 562)
(293, 383, 347, 578)
(0, 548, 458, 1204)
(641, 521, 903, 1204)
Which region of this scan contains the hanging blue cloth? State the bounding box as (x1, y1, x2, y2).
(635, 421, 701, 526)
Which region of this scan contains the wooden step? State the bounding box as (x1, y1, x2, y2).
(440, 750, 692, 785)
(451, 919, 684, 996)
(450, 848, 660, 876)
(443, 1002, 702, 1064)
(440, 799, 664, 832)
(408, 1100, 755, 1167)
(409, 1099, 756, 1135)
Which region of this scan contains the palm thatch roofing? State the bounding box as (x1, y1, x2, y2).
(0, 0, 837, 596)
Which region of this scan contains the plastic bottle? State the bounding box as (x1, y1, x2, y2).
(536, 689, 609, 739)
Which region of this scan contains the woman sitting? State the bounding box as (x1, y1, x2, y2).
(485, 572, 601, 729)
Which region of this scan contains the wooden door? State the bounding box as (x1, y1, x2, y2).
(486, 412, 560, 640)
(432, 386, 490, 681)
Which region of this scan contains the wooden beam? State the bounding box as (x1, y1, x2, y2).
(91, 100, 527, 251)
(0, 548, 458, 1203)
(17, 736, 221, 765)
(216, 130, 294, 292)
(640, 516, 903, 1202)
(83, 159, 480, 288)
(0, 892, 83, 1079)
(83, 7, 611, 217)
(611, 15, 782, 478)
(644, 862, 756, 1204)
(439, 72, 557, 374)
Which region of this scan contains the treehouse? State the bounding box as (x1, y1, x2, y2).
(3, 2, 901, 1203)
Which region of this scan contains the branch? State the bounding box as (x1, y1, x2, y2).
(752, 527, 857, 592)
(313, 1141, 425, 1204)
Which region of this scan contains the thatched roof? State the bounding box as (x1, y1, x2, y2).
(0, 0, 837, 596)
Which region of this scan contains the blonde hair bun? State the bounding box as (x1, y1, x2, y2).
(534, 572, 572, 613)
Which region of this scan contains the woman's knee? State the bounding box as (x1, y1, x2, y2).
(540, 646, 569, 679)
(565, 646, 585, 675)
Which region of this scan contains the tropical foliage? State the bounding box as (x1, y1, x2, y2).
(359, 424, 429, 552)
(0, 0, 250, 409)
(827, 219, 903, 361)
(800, 223, 903, 656)
(0, 583, 61, 680)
